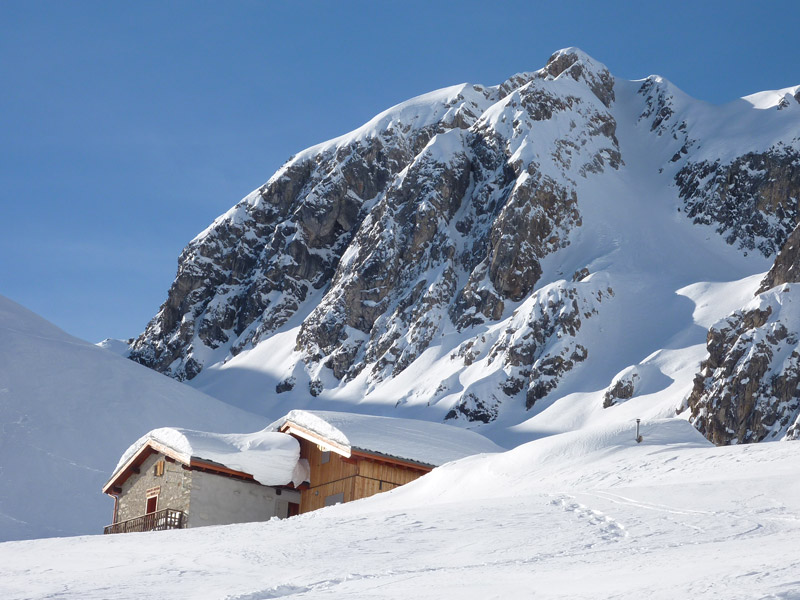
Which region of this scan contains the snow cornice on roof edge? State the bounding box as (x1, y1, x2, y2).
(103, 427, 300, 493)
(270, 410, 505, 468)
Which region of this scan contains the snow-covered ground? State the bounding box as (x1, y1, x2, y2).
(0, 295, 267, 541)
(1, 419, 798, 599)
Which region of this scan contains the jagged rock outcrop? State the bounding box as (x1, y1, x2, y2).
(603, 370, 639, 408)
(687, 223, 800, 443)
(446, 277, 614, 422)
(676, 147, 800, 257)
(685, 289, 800, 443)
(758, 221, 800, 293)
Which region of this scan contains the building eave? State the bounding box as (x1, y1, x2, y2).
(279, 420, 435, 471)
(279, 421, 352, 457)
(102, 440, 189, 495)
(104, 440, 287, 496)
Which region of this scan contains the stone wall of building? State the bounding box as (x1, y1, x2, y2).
(115, 452, 191, 523)
(113, 450, 302, 528)
(187, 471, 300, 528)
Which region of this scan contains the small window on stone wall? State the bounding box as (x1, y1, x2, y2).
(154, 460, 165, 477)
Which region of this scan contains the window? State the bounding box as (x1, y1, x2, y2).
(324, 492, 344, 507)
(153, 460, 165, 477)
(320, 451, 330, 464)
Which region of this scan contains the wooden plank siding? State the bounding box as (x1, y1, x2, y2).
(296, 438, 430, 513)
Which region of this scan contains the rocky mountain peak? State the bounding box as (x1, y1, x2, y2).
(541, 47, 615, 107)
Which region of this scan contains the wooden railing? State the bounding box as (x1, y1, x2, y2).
(103, 508, 186, 534)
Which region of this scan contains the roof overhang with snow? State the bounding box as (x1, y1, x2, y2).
(271, 410, 505, 469)
(278, 420, 352, 458)
(101, 440, 256, 495)
(103, 428, 301, 495)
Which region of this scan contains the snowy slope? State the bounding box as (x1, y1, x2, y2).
(0, 295, 268, 542)
(126, 48, 800, 447)
(1, 419, 797, 599)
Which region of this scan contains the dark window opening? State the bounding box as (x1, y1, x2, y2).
(324, 492, 344, 507)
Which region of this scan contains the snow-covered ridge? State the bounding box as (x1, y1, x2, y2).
(189, 82, 500, 246)
(741, 84, 800, 109)
(279, 84, 497, 171)
(96, 337, 131, 356)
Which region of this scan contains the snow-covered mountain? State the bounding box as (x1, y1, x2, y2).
(0, 295, 267, 542)
(127, 48, 800, 443)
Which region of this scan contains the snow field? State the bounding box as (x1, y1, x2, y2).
(1, 419, 798, 599)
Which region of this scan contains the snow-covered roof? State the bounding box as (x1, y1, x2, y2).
(270, 410, 504, 467)
(105, 428, 302, 490)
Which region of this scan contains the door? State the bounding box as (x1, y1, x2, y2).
(146, 495, 158, 514)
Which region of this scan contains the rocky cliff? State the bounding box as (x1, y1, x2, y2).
(129, 49, 800, 442)
(686, 223, 800, 443)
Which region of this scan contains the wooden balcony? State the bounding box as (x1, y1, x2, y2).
(104, 508, 186, 534)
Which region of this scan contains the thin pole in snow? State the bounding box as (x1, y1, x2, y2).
(635, 418, 643, 443)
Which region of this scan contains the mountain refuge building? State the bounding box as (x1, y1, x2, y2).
(102, 428, 305, 534)
(102, 410, 503, 534)
(272, 410, 503, 512)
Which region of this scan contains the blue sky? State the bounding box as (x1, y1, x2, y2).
(2, 1, 799, 343)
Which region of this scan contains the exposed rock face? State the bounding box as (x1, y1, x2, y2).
(131, 48, 621, 393)
(637, 76, 800, 257)
(758, 221, 800, 293)
(687, 224, 800, 443)
(675, 147, 800, 257)
(129, 48, 800, 433)
(446, 278, 613, 423)
(686, 289, 800, 443)
(129, 84, 498, 379)
(603, 371, 639, 408)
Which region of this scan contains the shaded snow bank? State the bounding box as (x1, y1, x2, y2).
(368, 419, 713, 508)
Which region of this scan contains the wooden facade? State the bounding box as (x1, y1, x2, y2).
(295, 438, 431, 513)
